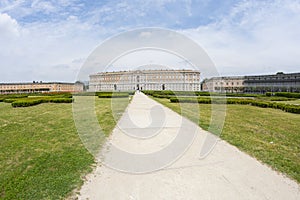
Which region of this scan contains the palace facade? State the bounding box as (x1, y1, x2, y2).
(0, 82, 84, 94)
(89, 69, 201, 91)
(244, 72, 300, 93)
(201, 76, 244, 93)
(201, 72, 300, 93)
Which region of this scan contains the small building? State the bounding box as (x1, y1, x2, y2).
(89, 69, 201, 91)
(0, 82, 84, 94)
(201, 76, 245, 93)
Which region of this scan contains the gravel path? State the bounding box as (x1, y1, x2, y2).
(78, 92, 300, 200)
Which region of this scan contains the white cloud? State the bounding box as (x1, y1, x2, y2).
(181, 0, 300, 76)
(31, 0, 56, 13)
(0, 12, 101, 82)
(1, 0, 300, 82)
(0, 13, 20, 38)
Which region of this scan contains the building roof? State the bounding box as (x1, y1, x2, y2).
(0, 82, 78, 85)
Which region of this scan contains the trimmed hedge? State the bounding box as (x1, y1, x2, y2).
(49, 98, 73, 103)
(169, 97, 300, 114)
(29, 92, 72, 98)
(97, 92, 130, 98)
(11, 97, 73, 107)
(12, 99, 43, 107)
(0, 94, 28, 102)
(3, 99, 17, 103)
(143, 90, 261, 98)
(274, 92, 300, 98)
(0, 93, 74, 107)
(12, 98, 73, 107)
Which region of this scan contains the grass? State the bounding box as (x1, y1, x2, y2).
(154, 97, 300, 183)
(95, 97, 130, 136)
(0, 97, 129, 199)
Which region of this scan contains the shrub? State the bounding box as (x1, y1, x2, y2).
(274, 92, 300, 98)
(266, 92, 272, 97)
(269, 97, 296, 101)
(251, 101, 270, 108)
(49, 98, 73, 103)
(11, 97, 73, 107)
(170, 97, 179, 103)
(12, 99, 43, 107)
(97, 92, 129, 98)
(283, 105, 300, 114)
(169, 96, 300, 114)
(152, 94, 172, 99)
(3, 99, 17, 103)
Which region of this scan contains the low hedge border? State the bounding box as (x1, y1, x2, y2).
(169, 97, 300, 114)
(11, 98, 73, 107)
(143, 90, 261, 97)
(97, 92, 130, 98)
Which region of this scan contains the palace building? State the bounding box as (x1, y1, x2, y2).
(201, 72, 300, 93)
(0, 82, 84, 94)
(244, 72, 300, 93)
(201, 76, 244, 93)
(89, 69, 201, 91)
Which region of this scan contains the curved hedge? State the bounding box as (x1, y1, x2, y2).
(12, 99, 43, 107)
(3, 99, 17, 103)
(11, 98, 73, 107)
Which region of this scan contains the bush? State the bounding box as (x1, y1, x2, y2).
(3, 99, 17, 103)
(251, 101, 270, 108)
(283, 105, 300, 114)
(11, 97, 73, 107)
(49, 98, 73, 103)
(169, 96, 300, 114)
(269, 97, 296, 101)
(97, 92, 129, 98)
(266, 92, 272, 97)
(12, 100, 43, 107)
(29, 92, 72, 98)
(274, 92, 300, 99)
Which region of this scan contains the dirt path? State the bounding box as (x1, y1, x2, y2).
(78, 92, 300, 200)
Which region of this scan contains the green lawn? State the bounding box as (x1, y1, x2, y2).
(154, 98, 300, 183)
(0, 97, 129, 199)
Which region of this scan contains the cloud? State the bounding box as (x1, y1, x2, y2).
(0, 12, 20, 38)
(0, 0, 300, 82)
(0, 12, 101, 82)
(181, 0, 300, 76)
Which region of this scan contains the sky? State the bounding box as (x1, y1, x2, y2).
(0, 0, 300, 82)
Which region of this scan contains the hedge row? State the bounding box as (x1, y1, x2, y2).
(274, 92, 300, 98)
(266, 92, 300, 98)
(12, 99, 44, 107)
(0, 94, 28, 102)
(143, 90, 208, 96)
(169, 97, 300, 114)
(11, 98, 73, 107)
(143, 90, 260, 97)
(97, 92, 130, 98)
(29, 92, 72, 98)
(3, 98, 17, 103)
